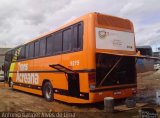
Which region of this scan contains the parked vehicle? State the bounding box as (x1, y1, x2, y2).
(3, 12, 137, 103)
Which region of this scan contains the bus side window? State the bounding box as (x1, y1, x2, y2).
(63, 28, 72, 52)
(46, 35, 53, 56)
(73, 26, 78, 51)
(28, 42, 35, 58)
(39, 38, 46, 57)
(11, 49, 15, 62)
(53, 32, 62, 54)
(19, 46, 25, 60)
(72, 23, 83, 51)
(35, 41, 40, 57)
(78, 23, 83, 50)
(25, 44, 29, 59)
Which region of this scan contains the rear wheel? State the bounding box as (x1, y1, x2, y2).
(43, 81, 54, 101)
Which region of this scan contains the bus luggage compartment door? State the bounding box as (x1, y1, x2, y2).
(96, 53, 136, 87)
(68, 73, 80, 97)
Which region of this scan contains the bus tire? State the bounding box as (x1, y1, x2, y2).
(43, 81, 54, 102)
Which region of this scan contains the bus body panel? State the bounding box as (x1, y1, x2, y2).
(4, 12, 137, 103)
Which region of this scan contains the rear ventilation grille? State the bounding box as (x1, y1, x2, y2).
(97, 14, 132, 30)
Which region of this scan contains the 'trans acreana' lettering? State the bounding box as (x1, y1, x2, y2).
(16, 63, 39, 85)
(16, 73, 39, 85)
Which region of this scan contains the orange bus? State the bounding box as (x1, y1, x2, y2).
(3, 12, 137, 103)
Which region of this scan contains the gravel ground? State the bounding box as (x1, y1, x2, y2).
(0, 70, 160, 118)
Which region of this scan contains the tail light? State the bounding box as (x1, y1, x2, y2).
(88, 73, 96, 90)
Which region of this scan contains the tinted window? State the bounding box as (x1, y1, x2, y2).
(63, 28, 72, 52)
(9, 22, 83, 60)
(53, 32, 62, 54)
(35, 41, 39, 57)
(73, 26, 78, 50)
(20, 46, 25, 59)
(46, 35, 53, 55)
(29, 42, 34, 58)
(39, 38, 46, 56)
(11, 50, 15, 62)
(72, 23, 83, 51)
(25, 45, 29, 59)
(78, 24, 83, 49)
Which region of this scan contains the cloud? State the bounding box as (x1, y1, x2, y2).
(0, 0, 159, 51)
(136, 23, 160, 50)
(0, 0, 72, 47)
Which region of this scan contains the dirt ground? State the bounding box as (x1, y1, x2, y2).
(0, 70, 160, 118)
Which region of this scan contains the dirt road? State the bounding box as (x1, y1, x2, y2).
(0, 86, 141, 118)
(0, 83, 108, 118)
(0, 83, 140, 118)
(0, 83, 101, 112)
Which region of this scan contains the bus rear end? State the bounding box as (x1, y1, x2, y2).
(89, 13, 137, 102)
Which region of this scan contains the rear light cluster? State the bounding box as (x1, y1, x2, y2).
(88, 73, 96, 90)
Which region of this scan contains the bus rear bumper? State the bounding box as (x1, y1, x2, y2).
(89, 86, 137, 103)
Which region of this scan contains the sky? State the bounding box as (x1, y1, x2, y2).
(0, 0, 160, 51)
